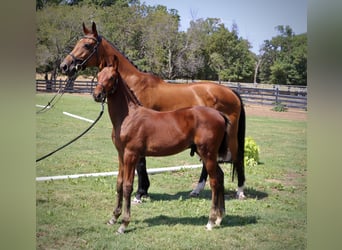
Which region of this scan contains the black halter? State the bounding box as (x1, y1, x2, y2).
(97, 76, 119, 97)
(69, 35, 102, 71)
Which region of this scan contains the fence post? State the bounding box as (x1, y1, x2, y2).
(275, 85, 279, 103)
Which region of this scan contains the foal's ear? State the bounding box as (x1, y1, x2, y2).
(112, 55, 119, 71)
(91, 21, 98, 37)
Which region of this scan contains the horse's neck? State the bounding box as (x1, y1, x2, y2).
(101, 38, 140, 77)
(107, 78, 140, 129)
(101, 38, 165, 92)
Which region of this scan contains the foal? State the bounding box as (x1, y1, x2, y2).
(93, 58, 229, 234)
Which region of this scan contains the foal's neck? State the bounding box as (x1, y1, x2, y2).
(107, 76, 141, 129)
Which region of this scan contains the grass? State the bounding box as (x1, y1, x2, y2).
(36, 93, 306, 249)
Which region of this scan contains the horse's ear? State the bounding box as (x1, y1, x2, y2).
(82, 22, 89, 35)
(91, 21, 98, 37)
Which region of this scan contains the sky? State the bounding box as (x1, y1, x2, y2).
(142, 0, 307, 54)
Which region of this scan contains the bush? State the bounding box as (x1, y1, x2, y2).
(244, 137, 260, 167)
(272, 101, 288, 112)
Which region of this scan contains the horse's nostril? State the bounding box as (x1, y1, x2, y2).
(60, 63, 68, 73)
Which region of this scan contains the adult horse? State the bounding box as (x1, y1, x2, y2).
(60, 22, 246, 200)
(93, 59, 228, 233)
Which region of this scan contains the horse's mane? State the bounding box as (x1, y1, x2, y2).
(102, 36, 142, 72)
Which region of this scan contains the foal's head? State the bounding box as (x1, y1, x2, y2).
(93, 59, 119, 103)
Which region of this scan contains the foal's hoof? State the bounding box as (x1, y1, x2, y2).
(106, 218, 116, 226)
(116, 225, 126, 234)
(206, 222, 214, 231)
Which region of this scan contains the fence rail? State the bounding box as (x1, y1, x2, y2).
(36, 79, 307, 110)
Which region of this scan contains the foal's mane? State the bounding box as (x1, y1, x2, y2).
(116, 72, 142, 106)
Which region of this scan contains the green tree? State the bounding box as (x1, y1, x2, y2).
(259, 25, 307, 85)
(140, 5, 180, 78)
(205, 23, 255, 82)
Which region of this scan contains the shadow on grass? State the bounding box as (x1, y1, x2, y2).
(225, 187, 268, 200)
(146, 186, 268, 202)
(143, 214, 257, 228)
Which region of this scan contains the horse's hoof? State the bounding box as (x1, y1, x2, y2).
(236, 193, 246, 200)
(132, 197, 143, 205)
(189, 191, 199, 197)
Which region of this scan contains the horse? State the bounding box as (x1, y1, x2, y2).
(60, 22, 246, 200)
(93, 57, 228, 233)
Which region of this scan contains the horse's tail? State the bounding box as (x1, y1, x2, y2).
(232, 90, 246, 182)
(218, 114, 230, 159)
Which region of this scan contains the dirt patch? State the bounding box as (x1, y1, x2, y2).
(245, 104, 307, 121)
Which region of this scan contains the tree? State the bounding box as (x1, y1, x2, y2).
(205, 23, 255, 82)
(175, 19, 209, 79)
(259, 25, 307, 85)
(139, 5, 180, 78)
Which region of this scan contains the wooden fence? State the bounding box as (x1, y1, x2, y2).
(36, 79, 307, 110)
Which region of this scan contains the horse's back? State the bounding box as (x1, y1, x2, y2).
(156, 81, 241, 116)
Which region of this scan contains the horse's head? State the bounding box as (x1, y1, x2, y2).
(93, 56, 119, 103)
(60, 22, 101, 77)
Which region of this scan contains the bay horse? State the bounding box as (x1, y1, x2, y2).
(93, 58, 228, 233)
(60, 22, 246, 200)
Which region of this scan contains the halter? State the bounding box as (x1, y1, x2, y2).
(69, 35, 102, 71)
(97, 76, 119, 97)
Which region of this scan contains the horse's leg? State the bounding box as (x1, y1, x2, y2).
(189, 163, 207, 197)
(107, 157, 124, 225)
(204, 159, 225, 230)
(134, 157, 150, 203)
(117, 152, 138, 234)
(229, 122, 246, 200)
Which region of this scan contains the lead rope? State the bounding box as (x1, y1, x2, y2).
(36, 75, 76, 114)
(36, 100, 105, 162)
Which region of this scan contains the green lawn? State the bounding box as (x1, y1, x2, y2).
(36, 93, 306, 249)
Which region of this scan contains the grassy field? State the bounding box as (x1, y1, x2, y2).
(36, 93, 307, 249)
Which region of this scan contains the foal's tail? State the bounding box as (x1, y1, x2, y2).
(218, 114, 230, 159)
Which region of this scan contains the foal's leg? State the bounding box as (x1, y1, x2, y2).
(189, 163, 207, 197)
(107, 158, 124, 225)
(134, 157, 150, 203)
(117, 152, 138, 234)
(205, 160, 225, 230)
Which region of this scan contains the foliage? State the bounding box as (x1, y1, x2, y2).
(36, 2, 306, 85)
(259, 25, 307, 85)
(244, 136, 260, 167)
(272, 101, 288, 112)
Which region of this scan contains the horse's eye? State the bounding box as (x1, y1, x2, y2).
(84, 44, 91, 50)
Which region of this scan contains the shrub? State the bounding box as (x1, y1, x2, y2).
(272, 101, 288, 112)
(244, 137, 260, 167)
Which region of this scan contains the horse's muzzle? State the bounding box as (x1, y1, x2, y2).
(60, 62, 77, 77)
